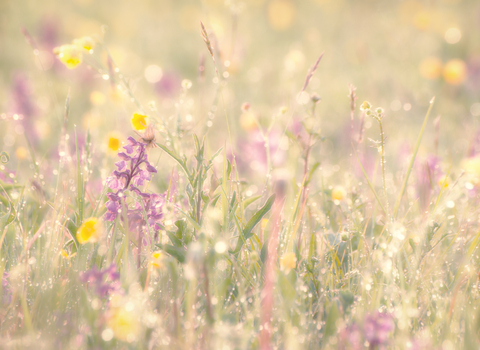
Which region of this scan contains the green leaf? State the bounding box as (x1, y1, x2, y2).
(176, 207, 201, 231)
(0, 201, 15, 229)
(0, 181, 23, 191)
(175, 220, 188, 240)
(243, 194, 275, 239)
(323, 301, 340, 339)
(167, 231, 183, 247)
(226, 160, 232, 179)
(209, 147, 223, 165)
(0, 194, 9, 207)
(279, 273, 296, 301)
(260, 241, 268, 264)
(66, 216, 80, 247)
(308, 230, 316, 261)
(229, 191, 237, 209)
(157, 244, 186, 263)
(306, 162, 320, 185)
(339, 290, 354, 311)
(211, 194, 221, 207)
(241, 195, 262, 209)
(231, 194, 275, 254)
(201, 191, 209, 204)
(156, 143, 191, 179)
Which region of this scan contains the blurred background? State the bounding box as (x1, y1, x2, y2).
(1, 0, 480, 183)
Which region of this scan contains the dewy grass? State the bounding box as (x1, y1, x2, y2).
(1, 5, 480, 349)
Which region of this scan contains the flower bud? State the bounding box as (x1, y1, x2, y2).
(360, 101, 372, 111)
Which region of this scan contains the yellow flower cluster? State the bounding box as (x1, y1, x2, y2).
(150, 251, 165, 269)
(462, 155, 480, 185)
(76, 217, 103, 244)
(106, 304, 141, 343)
(280, 252, 297, 272)
(331, 186, 346, 202)
(437, 175, 450, 189)
(53, 36, 95, 69)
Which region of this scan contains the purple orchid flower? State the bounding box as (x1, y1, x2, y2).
(79, 264, 121, 299)
(338, 312, 394, 350)
(104, 137, 164, 241)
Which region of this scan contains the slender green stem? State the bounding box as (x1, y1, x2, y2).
(377, 118, 389, 221)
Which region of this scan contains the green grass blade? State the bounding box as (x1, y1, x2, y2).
(75, 128, 84, 222)
(354, 151, 387, 215)
(231, 194, 275, 254)
(156, 143, 191, 179)
(393, 97, 435, 218)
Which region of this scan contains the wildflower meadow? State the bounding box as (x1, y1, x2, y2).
(1, 0, 480, 349)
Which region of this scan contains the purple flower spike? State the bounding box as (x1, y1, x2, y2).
(104, 137, 164, 243)
(115, 160, 127, 171)
(146, 164, 157, 173)
(117, 152, 131, 161)
(2, 272, 12, 305)
(80, 264, 121, 299)
(337, 312, 395, 350)
(363, 312, 394, 347)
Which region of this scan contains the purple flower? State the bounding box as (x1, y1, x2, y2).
(9, 73, 39, 144)
(363, 312, 394, 347)
(416, 155, 441, 210)
(154, 71, 181, 97)
(10, 73, 37, 119)
(2, 272, 12, 305)
(408, 338, 436, 350)
(80, 264, 121, 298)
(337, 312, 394, 350)
(104, 137, 164, 242)
(338, 323, 362, 350)
(0, 170, 15, 184)
(234, 129, 286, 174)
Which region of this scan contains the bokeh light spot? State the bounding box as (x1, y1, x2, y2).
(444, 28, 461, 44)
(144, 65, 163, 84)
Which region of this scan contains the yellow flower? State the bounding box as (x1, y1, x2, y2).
(280, 252, 297, 271)
(462, 155, 480, 184)
(53, 44, 82, 69)
(107, 132, 122, 153)
(332, 186, 346, 202)
(60, 249, 76, 259)
(419, 57, 442, 80)
(73, 36, 95, 52)
(108, 137, 120, 152)
(106, 306, 141, 343)
(438, 175, 449, 189)
(150, 251, 165, 269)
(261, 218, 269, 230)
(90, 91, 106, 105)
(360, 101, 371, 111)
(443, 59, 466, 85)
(240, 112, 257, 131)
(15, 147, 28, 160)
(77, 217, 103, 244)
(131, 113, 148, 131)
